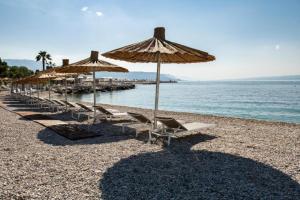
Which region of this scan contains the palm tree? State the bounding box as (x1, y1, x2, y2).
(46, 61, 56, 70)
(36, 51, 52, 71)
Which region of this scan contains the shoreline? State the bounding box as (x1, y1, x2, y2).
(94, 102, 300, 126)
(39, 91, 300, 126)
(5, 90, 300, 138)
(49, 87, 300, 124)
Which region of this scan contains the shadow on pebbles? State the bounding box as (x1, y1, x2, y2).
(99, 135, 300, 200)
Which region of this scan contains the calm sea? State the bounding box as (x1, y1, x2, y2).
(68, 81, 300, 124)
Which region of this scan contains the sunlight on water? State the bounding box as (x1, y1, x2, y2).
(68, 81, 300, 124)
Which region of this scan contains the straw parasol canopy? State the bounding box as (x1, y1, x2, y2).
(15, 75, 48, 84)
(48, 59, 76, 105)
(102, 27, 215, 63)
(56, 51, 128, 118)
(53, 77, 64, 81)
(13, 75, 47, 99)
(56, 51, 128, 73)
(0, 77, 12, 81)
(14, 68, 71, 84)
(102, 27, 215, 127)
(14, 60, 77, 99)
(42, 60, 78, 78)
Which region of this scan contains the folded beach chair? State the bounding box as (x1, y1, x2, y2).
(17, 94, 30, 104)
(127, 112, 152, 125)
(24, 95, 33, 105)
(60, 100, 77, 110)
(52, 99, 67, 107)
(59, 100, 87, 119)
(74, 103, 94, 120)
(14, 93, 23, 101)
(152, 117, 216, 145)
(11, 89, 17, 97)
(94, 105, 127, 121)
(36, 97, 52, 110)
(45, 99, 65, 112)
(54, 100, 81, 118)
(126, 112, 162, 136)
(43, 99, 56, 111)
(26, 96, 39, 106)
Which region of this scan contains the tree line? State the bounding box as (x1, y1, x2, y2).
(0, 58, 34, 79)
(0, 50, 53, 79)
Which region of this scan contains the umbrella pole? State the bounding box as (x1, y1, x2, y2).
(72, 79, 75, 97)
(65, 78, 68, 110)
(37, 83, 40, 98)
(154, 53, 161, 128)
(93, 69, 96, 118)
(30, 84, 32, 98)
(48, 78, 51, 100)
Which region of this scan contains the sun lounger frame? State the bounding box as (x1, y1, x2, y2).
(152, 116, 216, 145)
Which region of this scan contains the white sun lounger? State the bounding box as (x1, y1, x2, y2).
(152, 117, 216, 145)
(74, 103, 94, 120)
(59, 100, 84, 119)
(126, 112, 162, 136)
(94, 105, 127, 121)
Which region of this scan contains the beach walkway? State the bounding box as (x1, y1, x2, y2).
(0, 93, 299, 199)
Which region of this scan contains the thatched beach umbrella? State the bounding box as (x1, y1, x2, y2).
(56, 51, 128, 118)
(32, 68, 67, 100)
(38, 70, 69, 100)
(50, 59, 76, 104)
(102, 27, 215, 127)
(15, 75, 48, 85)
(16, 65, 73, 100)
(15, 75, 48, 98)
(32, 59, 77, 104)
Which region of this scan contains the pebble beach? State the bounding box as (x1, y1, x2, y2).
(0, 92, 299, 199)
(2, 0, 300, 199)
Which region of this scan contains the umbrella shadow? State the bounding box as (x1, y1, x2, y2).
(7, 107, 46, 114)
(45, 111, 84, 122)
(2, 101, 25, 105)
(2, 101, 52, 114)
(99, 134, 300, 199)
(5, 103, 31, 108)
(3, 102, 48, 113)
(37, 121, 140, 146)
(12, 108, 48, 112)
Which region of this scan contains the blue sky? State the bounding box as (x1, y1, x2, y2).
(0, 0, 300, 80)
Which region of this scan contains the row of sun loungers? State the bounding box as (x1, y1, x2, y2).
(11, 92, 216, 145)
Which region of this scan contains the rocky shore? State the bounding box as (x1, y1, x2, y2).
(0, 92, 299, 199)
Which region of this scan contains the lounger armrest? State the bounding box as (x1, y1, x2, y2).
(183, 122, 216, 131)
(112, 112, 128, 116)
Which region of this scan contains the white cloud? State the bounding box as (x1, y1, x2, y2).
(275, 44, 280, 50)
(96, 11, 103, 17)
(81, 6, 88, 12)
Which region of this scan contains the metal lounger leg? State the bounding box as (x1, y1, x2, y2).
(167, 135, 171, 146)
(122, 124, 125, 133)
(148, 130, 152, 143)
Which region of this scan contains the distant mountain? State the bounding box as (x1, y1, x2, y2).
(241, 75, 300, 81)
(3, 59, 179, 81)
(96, 71, 180, 81)
(4, 59, 41, 71)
